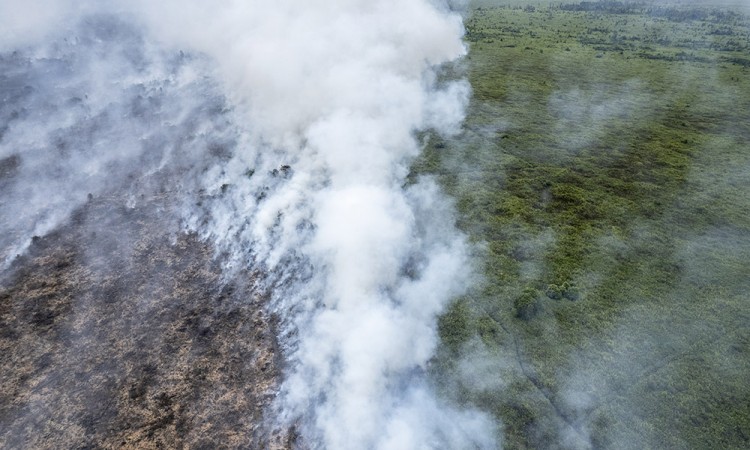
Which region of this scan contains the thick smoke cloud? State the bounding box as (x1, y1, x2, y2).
(1, 1, 498, 448)
(151, 1, 495, 447)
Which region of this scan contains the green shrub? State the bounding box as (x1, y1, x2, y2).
(515, 287, 542, 320)
(438, 299, 472, 352)
(545, 284, 563, 300)
(561, 281, 581, 301)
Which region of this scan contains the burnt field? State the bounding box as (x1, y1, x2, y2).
(0, 193, 291, 449)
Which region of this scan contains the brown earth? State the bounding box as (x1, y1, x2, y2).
(0, 195, 293, 449)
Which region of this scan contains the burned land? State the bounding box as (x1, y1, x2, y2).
(0, 193, 293, 449)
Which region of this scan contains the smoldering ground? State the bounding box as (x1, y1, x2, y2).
(0, 14, 233, 266)
(0, 192, 287, 448)
(0, 14, 288, 449)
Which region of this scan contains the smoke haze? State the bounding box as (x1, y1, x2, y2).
(1, 1, 497, 448)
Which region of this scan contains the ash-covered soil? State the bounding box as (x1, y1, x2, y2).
(0, 195, 291, 449)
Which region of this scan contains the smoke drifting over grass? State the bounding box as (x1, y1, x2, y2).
(1, 1, 497, 448)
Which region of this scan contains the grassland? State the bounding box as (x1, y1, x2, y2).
(420, 2, 750, 448)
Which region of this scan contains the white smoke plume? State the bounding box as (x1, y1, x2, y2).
(0, 1, 498, 448)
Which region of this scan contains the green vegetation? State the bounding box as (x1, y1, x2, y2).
(514, 287, 542, 320)
(421, 2, 750, 448)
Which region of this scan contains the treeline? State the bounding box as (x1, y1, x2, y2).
(558, 1, 746, 24)
(648, 7, 743, 24)
(559, 1, 643, 14)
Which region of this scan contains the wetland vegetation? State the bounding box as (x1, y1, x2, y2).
(421, 1, 750, 448)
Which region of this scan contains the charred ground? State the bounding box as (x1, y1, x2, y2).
(0, 194, 292, 449)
